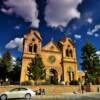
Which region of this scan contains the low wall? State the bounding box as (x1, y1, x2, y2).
(0, 85, 100, 95)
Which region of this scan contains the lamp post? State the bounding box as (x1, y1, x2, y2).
(84, 70, 89, 85)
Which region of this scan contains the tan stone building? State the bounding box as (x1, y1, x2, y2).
(20, 30, 78, 84)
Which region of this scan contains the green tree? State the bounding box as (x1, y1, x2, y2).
(27, 55, 46, 83)
(1, 51, 13, 81)
(0, 57, 6, 80)
(81, 42, 99, 82)
(10, 57, 21, 83)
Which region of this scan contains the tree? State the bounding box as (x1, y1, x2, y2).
(0, 51, 13, 81)
(0, 57, 6, 80)
(10, 57, 22, 83)
(10, 65, 21, 83)
(27, 55, 46, 83)
(81, 42, 99, 83)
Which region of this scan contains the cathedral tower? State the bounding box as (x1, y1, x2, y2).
(20, 30, 42, 82)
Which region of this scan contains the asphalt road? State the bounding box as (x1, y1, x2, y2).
(8, 93, 100, 100)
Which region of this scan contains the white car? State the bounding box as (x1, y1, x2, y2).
(0, 87, 35, 100)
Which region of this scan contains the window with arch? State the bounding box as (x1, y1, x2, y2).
(69, 49, 73, 57)
(29, 44, 33, 52)
(34, 44, 37, 53)
(66, 49, 69, 57)
(32, 38, 35, 41)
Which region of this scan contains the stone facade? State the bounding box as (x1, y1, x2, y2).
(20, 30, 78, 84)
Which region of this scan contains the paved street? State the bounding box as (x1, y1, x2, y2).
(32, 94, 100, 100)
(9, 93, 100, 100)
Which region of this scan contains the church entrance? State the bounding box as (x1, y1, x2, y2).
(49, 69, 58, 84)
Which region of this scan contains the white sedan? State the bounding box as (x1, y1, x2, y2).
(0, 87, 35, 100)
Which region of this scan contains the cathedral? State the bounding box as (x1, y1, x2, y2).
(20, 30, 78, 84)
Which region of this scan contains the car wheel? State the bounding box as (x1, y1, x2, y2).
(0, 94, 7, 100)
(25, 93, 31, 99)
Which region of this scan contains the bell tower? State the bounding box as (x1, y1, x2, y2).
(59, 37, 78, 83)
(23, 30, 42, 54)
(20, 30, 42, 83)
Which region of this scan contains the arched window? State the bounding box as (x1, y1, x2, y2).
(70, 49, 73, 57)
(29, 44, 33, 52)
(32, 38, 35, 41)
(34, 44, 37, 53)
(66, 49, 69, 57)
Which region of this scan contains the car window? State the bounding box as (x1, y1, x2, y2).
(9, 88, 19, 92)
(20, 88, 28, 91)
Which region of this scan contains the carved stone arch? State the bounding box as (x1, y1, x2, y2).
(47, 67, 62, 84)
(48, 66, 62, 76)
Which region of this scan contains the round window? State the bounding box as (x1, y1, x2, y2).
(48, 55, 56, 64)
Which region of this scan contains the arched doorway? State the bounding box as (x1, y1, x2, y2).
(49, 69, 58, 84)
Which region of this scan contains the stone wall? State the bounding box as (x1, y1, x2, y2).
(0, 85, 100, 95)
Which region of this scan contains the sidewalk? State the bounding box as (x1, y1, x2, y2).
(31, 92, 100, 100)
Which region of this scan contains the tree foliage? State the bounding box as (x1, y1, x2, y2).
(81, 42, 99, 80)
(0, 51, 13, 81)
(10, 57, 21, 83)
(0, 52, 21, 84)
(27, 55, 46, 81)
(81, 42, 99, 71)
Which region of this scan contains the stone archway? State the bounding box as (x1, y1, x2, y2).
(46, 67, 62, 84)
(49, 69, 58, 84)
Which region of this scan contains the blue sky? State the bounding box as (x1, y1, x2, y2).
(0, 0, 100, 70)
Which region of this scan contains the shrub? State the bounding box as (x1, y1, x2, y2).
(70, 80, 79, 85)
(90, 78, 96, 85)
(88, 75, 96, 85)
(2, 81, 10, 86)
(20, 81, 34, 86)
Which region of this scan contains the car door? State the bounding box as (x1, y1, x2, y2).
(17, 88, 28, 98)
(8, 88, 19, 98)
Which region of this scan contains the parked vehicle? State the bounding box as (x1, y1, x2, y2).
(0, 87, 35, 100)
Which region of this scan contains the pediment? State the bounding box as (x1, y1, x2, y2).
(24, 30, 42, 41)
(59, 37, 75, 48)
(42, 40, 60, 52)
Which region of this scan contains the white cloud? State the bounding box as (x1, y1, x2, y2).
(87, 31, 93, 36)
(87, 24, 100, 36)
(14, 25, 20, 30)
(5, 38, 23, 52)
(94, 33, 99, 37)
(1, 8, 13, 15)
(74, 34, 81, 39)
(87, 18, 93, 24)
(1, 0, 39, 28)
(12, 56, 16, 61)
(92, 25, 100, 33)
(45, 0, 83, 28)
(96, 51, 100, 55)
(12, 56, 16, 65)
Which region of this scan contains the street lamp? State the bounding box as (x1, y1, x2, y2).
(84, 70, 89, 85)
